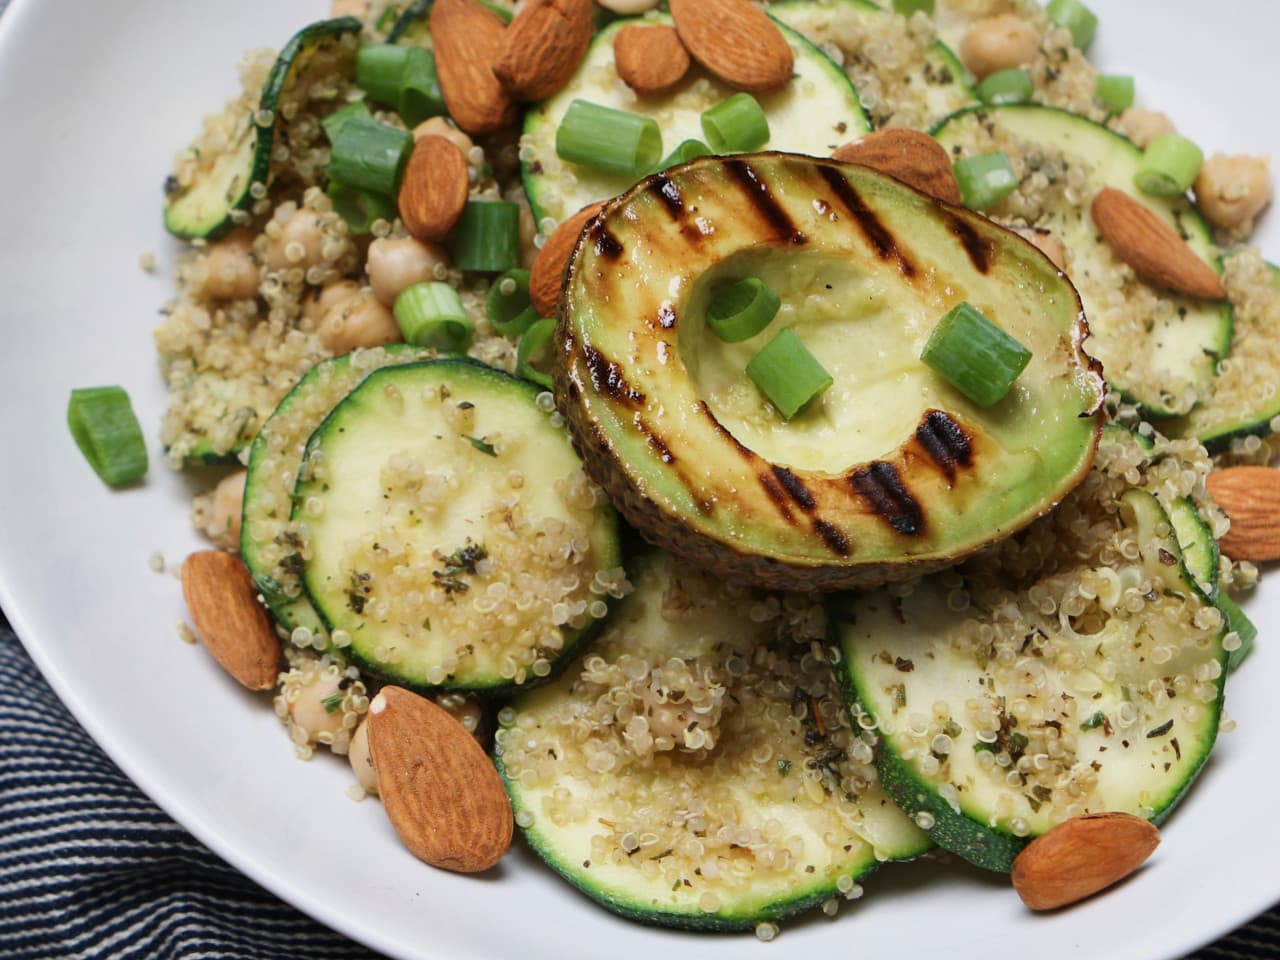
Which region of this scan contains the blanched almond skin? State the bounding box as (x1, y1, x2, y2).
(367, 686, 512, 874)
(429, 0, 517, 135)
(614, 24, 692, 97)
(398, 135, 470, 243)
(493, 0, 595, 102)
(181, 550, 281, 691)
(1012, 813, 1160, 911)
(1207, 466, 1280, 563)
(668, 0, 793, 94)
(530, 201, 605, 317)
(832, 129, 962, 204)
(1090, 188, 1227, 300)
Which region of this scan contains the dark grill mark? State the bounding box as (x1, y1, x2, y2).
(915, 409, 973, 483)
(818, 164, 916, 277)
(634, 416, 675, 464)
(699, 402, 753, 455)
(851, 462, 924, 536)
(947, 212, 992, 274)
(658, 303, 677, 329)
(813, 519, 851, 556)
(758, 472, 795, 522)
(652, 174, 685, 220)
(771, 466, 815, 510)
(590, 220, 623, 259)
(582, 344, 645, 406)
(726, 159, 806, 245)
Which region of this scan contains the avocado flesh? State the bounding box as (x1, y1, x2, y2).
(557, 153, 1105, 591)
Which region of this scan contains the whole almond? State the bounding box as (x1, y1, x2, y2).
(181, 550, 281, 691)
(493, 0, 594, 102)
(614, 24, 692, 97)
(833, 129, 962, 204)
(1091, 188, 1226, 300)
(530, 201, 605, 317)
(398, 135, 470, 243)
(367, 686, 512, 873)
(668, 0, 794, 94)
(1011, 812, 1160, 911)
(430, 0, 517, 136)
(1207, 465, 1280, 562)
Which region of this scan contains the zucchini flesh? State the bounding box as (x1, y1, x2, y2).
(835, 435, 1227, 872)
(932, 104, 1231, 418)
(496, 551, 929, 931)
(163, 18, 361, 240)
(241, 345, 433, 642)
(769, 0, 977, 128)
(293, 359, 622, 692)
(520, 15, 870, 227)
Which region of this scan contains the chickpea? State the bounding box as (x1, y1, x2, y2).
(263, 208, 328, 272)
(1015, 227, 1068, 271)
(412, 116, 475, 157)
(366, 237, 451, 307)
(302, 279, 362, 328)
(1114, 108, 1176, 149)
(319, 289, 402, 354)
(959, 15, 1040, 80)
(288, 668, 346, 743)
(203, 232, 259, 301)
(203, 470, 247, 549)
(348, 718, 379, 795)
(1195, 153, 1273, 231)
(596, 0, 659, 12)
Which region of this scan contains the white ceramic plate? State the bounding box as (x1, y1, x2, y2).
(0, 1, 1275, 957)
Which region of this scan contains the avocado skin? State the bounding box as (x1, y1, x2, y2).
(555, 152, 1104, 592)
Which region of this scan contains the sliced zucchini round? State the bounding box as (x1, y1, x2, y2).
(769, 0, 976, 128)
(241, 345, 434, 643)
(931, 104, 1232, 418)
(520, 14, 870, 227)
(558, 152, 1104, 591)
(833, 436, 1228, 873)
(163, 17, 361, 240)
(496, 550, 930, 931)
(293, 359, 622, 692)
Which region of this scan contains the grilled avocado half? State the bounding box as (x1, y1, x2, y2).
(555, 153, 1106, 591)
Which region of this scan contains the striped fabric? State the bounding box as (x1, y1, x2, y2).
(0, 622, 380, 960)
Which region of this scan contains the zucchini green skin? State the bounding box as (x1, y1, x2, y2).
(294, 358, 622, 693)
(931, 104, 1233, 419)
(834, 485, 1227, 873)
(497, 550, 930, 931)
(521, 14, 870, 227)
(163, 17, 362, 240)
(241, 345, 434, 641)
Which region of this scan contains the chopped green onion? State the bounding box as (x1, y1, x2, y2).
(375, 4, 398, 32)
(356, 43, 411, 107)
(706, 278, 781, 343)
(746, 328, 833, 420)
(327, 117, 413, 197)
(701, 93, 771, 154)
(450, 201, 521, 273)
(555, 100, 663, 178)
(397, 47, 445, 126)
(1218, 592, 1257, 672)
(67, 386, 148, 488)
(327, 180, 397, 234)
(977, 68, 1033, 106)
(486, 268, 539, 338)
(1134, 133, 1203, 197)
(892, 0, 935, 14)
(393, 282, 474, 352)
(1095, 74, 1134, 115)
(921, 302, 1032, 407)
(658, 139, 712, 172)
(953, 151, 1019, 210)
(517, 317, 558, 389)
(1046, 0, 1098, 50)
(321, 100, 373, 143)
